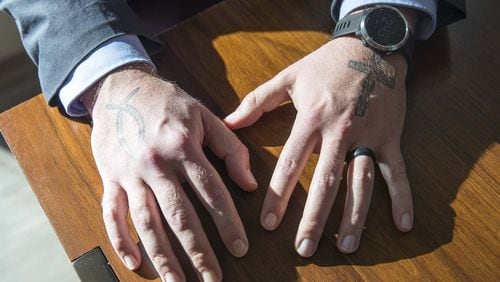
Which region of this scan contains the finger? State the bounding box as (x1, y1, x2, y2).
(147, 175, 222, 281)
(201, 108, 257, 191)
(126, 181, 185, 282)
(101, 182, 141, 270)
(182, 148, 249, 258)
(224, 71, 293, 129)
(260, 120, 316, 231)
(336, 155, 375, 254)
(378, 145, 414, 232)
(294, 140, 347, 257)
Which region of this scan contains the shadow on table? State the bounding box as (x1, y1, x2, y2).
(151, 0, 498, 280)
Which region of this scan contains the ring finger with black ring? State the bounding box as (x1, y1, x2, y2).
(337, 147, 376, 254)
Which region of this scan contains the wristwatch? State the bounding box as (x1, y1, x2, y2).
(332, 5, 413, 60)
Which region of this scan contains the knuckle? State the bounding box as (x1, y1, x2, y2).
(273, 69, 287, 82)
(102, 204, 120, 224)
(244, 91, 259, 107)
(391, 189, 412, 201)
(112, 238, 129, 254)
(300, 219, 324, 238)
(277, 69, 291, 81)
(190, 252, 207, 269)
(151, 253, 169, 269)
(167, 131, 192, 154)
(322, 155, 344, 174)
(300, 97, 333, 123)
(277, 156, 299, 177)
(191, 253, 208, 273)
(229, 141, 248, 160)
(166, 207, 190, 233)
(219, 222, 239, 238)
(392, 190, 412, 203)
(137, 146, 166, 169)
(215, 214, 240, 237)
(224, 137, 243, 155)
(316, 173, 337, 188)
(303, 110, 324, 125)
(303, 218, 321, 231)
(203, 185, 227, 208)
(237, 143, 249, 156)
(336, 118, 354, 138)
(133, 208, 156, 232)
(191, 252, 222, 278)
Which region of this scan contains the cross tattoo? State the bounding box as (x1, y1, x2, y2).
(348, 54, 395, 117)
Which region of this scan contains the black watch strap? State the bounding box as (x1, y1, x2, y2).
(332, 12, 363, 39)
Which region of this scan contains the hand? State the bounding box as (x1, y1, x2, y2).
(224, 37, 413, 257)
(84, 65, 258, 281)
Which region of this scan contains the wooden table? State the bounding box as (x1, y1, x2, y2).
(1, 0, 498, 280)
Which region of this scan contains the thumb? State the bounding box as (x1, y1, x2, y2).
(224, 72, 293, 129)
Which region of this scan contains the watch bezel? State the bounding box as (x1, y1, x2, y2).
(359, 5, 410, 52)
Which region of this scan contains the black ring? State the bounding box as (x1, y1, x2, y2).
(345, 147, 376, 163)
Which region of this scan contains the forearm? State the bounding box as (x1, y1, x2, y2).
(0, 0, 159, 103)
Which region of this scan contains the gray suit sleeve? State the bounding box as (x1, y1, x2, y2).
(0, 0, 161, 105)
(330, 0, 466, 29)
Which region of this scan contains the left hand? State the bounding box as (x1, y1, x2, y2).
(224, 37, 413, 257)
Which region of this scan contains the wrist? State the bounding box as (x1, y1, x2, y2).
(332, 5, 416, 67)
(398, 7, 418, 35)
(81, 63, 155, 119)
(326, 37, 408, 79)
(346, 6, 418, 35)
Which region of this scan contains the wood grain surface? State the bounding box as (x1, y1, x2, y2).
(1, 0, 499, 281)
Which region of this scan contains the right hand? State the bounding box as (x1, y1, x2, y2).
(84, 65, 258, 281)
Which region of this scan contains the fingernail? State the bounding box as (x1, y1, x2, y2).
(247, 169, 258, 186)
(232, 239, 248, 257)
(123, 255, 136, 270)
(202, 270, 219, 282)
(297, 239, 316, 257)
(340, 235, 357, 253)
(164, 272, 182, 282)
(401, 212, 412, 230)
(263, 213, 277, 230)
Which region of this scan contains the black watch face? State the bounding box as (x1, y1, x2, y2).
(365, 7, 407, 47)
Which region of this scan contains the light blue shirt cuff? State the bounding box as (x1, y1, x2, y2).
(59, 35, 154, 117)
(339, 0, 438, 40)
